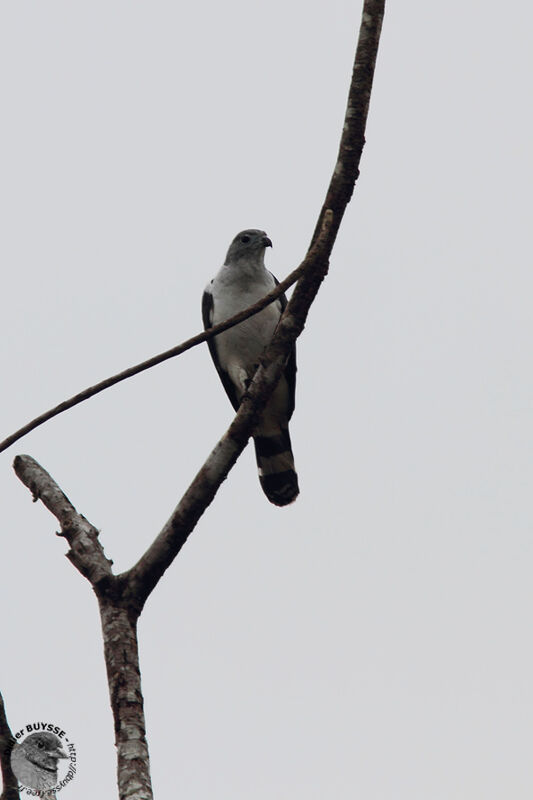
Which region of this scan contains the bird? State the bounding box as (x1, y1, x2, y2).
(202, 229, 299, 506)
(10, 731, 68, 791)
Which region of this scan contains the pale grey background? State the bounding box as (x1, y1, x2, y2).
(1, 1, 532, 798)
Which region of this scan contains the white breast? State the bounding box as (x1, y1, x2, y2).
(208, 265, 282, 392)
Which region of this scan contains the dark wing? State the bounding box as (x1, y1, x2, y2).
(202, 285, 241, 411)
(271, 273, 297, 420)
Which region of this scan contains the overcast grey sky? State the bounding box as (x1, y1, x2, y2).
(1, 1, 532, 798)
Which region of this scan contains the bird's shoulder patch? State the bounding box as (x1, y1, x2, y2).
(202, 285, 240, 411)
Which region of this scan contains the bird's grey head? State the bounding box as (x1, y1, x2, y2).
(225, 229, 272, 267)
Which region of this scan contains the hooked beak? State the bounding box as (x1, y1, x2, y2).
(262, 235, 272, 248)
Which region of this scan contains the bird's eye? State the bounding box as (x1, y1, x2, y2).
(37, 742, 45, 749)
(240, 235, 250, 244)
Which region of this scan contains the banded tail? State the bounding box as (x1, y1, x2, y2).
(253, 428, 299, 507)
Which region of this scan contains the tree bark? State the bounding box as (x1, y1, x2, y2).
(99, 604, 151, 800)
(9, 2, 386, 797)
(0, 693, 19, 800)
(12, 455, 152, 800)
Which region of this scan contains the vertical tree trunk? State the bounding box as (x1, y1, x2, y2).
(8, 3, 386, 796)
(98, 602, 152, 800)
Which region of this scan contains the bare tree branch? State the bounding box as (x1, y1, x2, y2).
(0, 3, 384, 463)
(0, 264, 305, 457)
(10, 3, 386, 798)
(311, 0, 384, 247)
(125, 0, 386, 608)
(0, 693, 19, 800)
(11, 458, 151, 800)
(124, 211, 333, 609)
(12, 456, 114, 589)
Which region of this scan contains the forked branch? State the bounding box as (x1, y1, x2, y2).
(10, 4, 386, 799)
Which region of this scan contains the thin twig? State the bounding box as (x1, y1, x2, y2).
(0, 2, 384, 460)
(0, 264, 305, 456)
(125, 213, 334, 607)
(125, 0, 386, 607)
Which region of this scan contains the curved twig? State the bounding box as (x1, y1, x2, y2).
(0, 3, 384, 461)
(0, 265, 305, 456)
